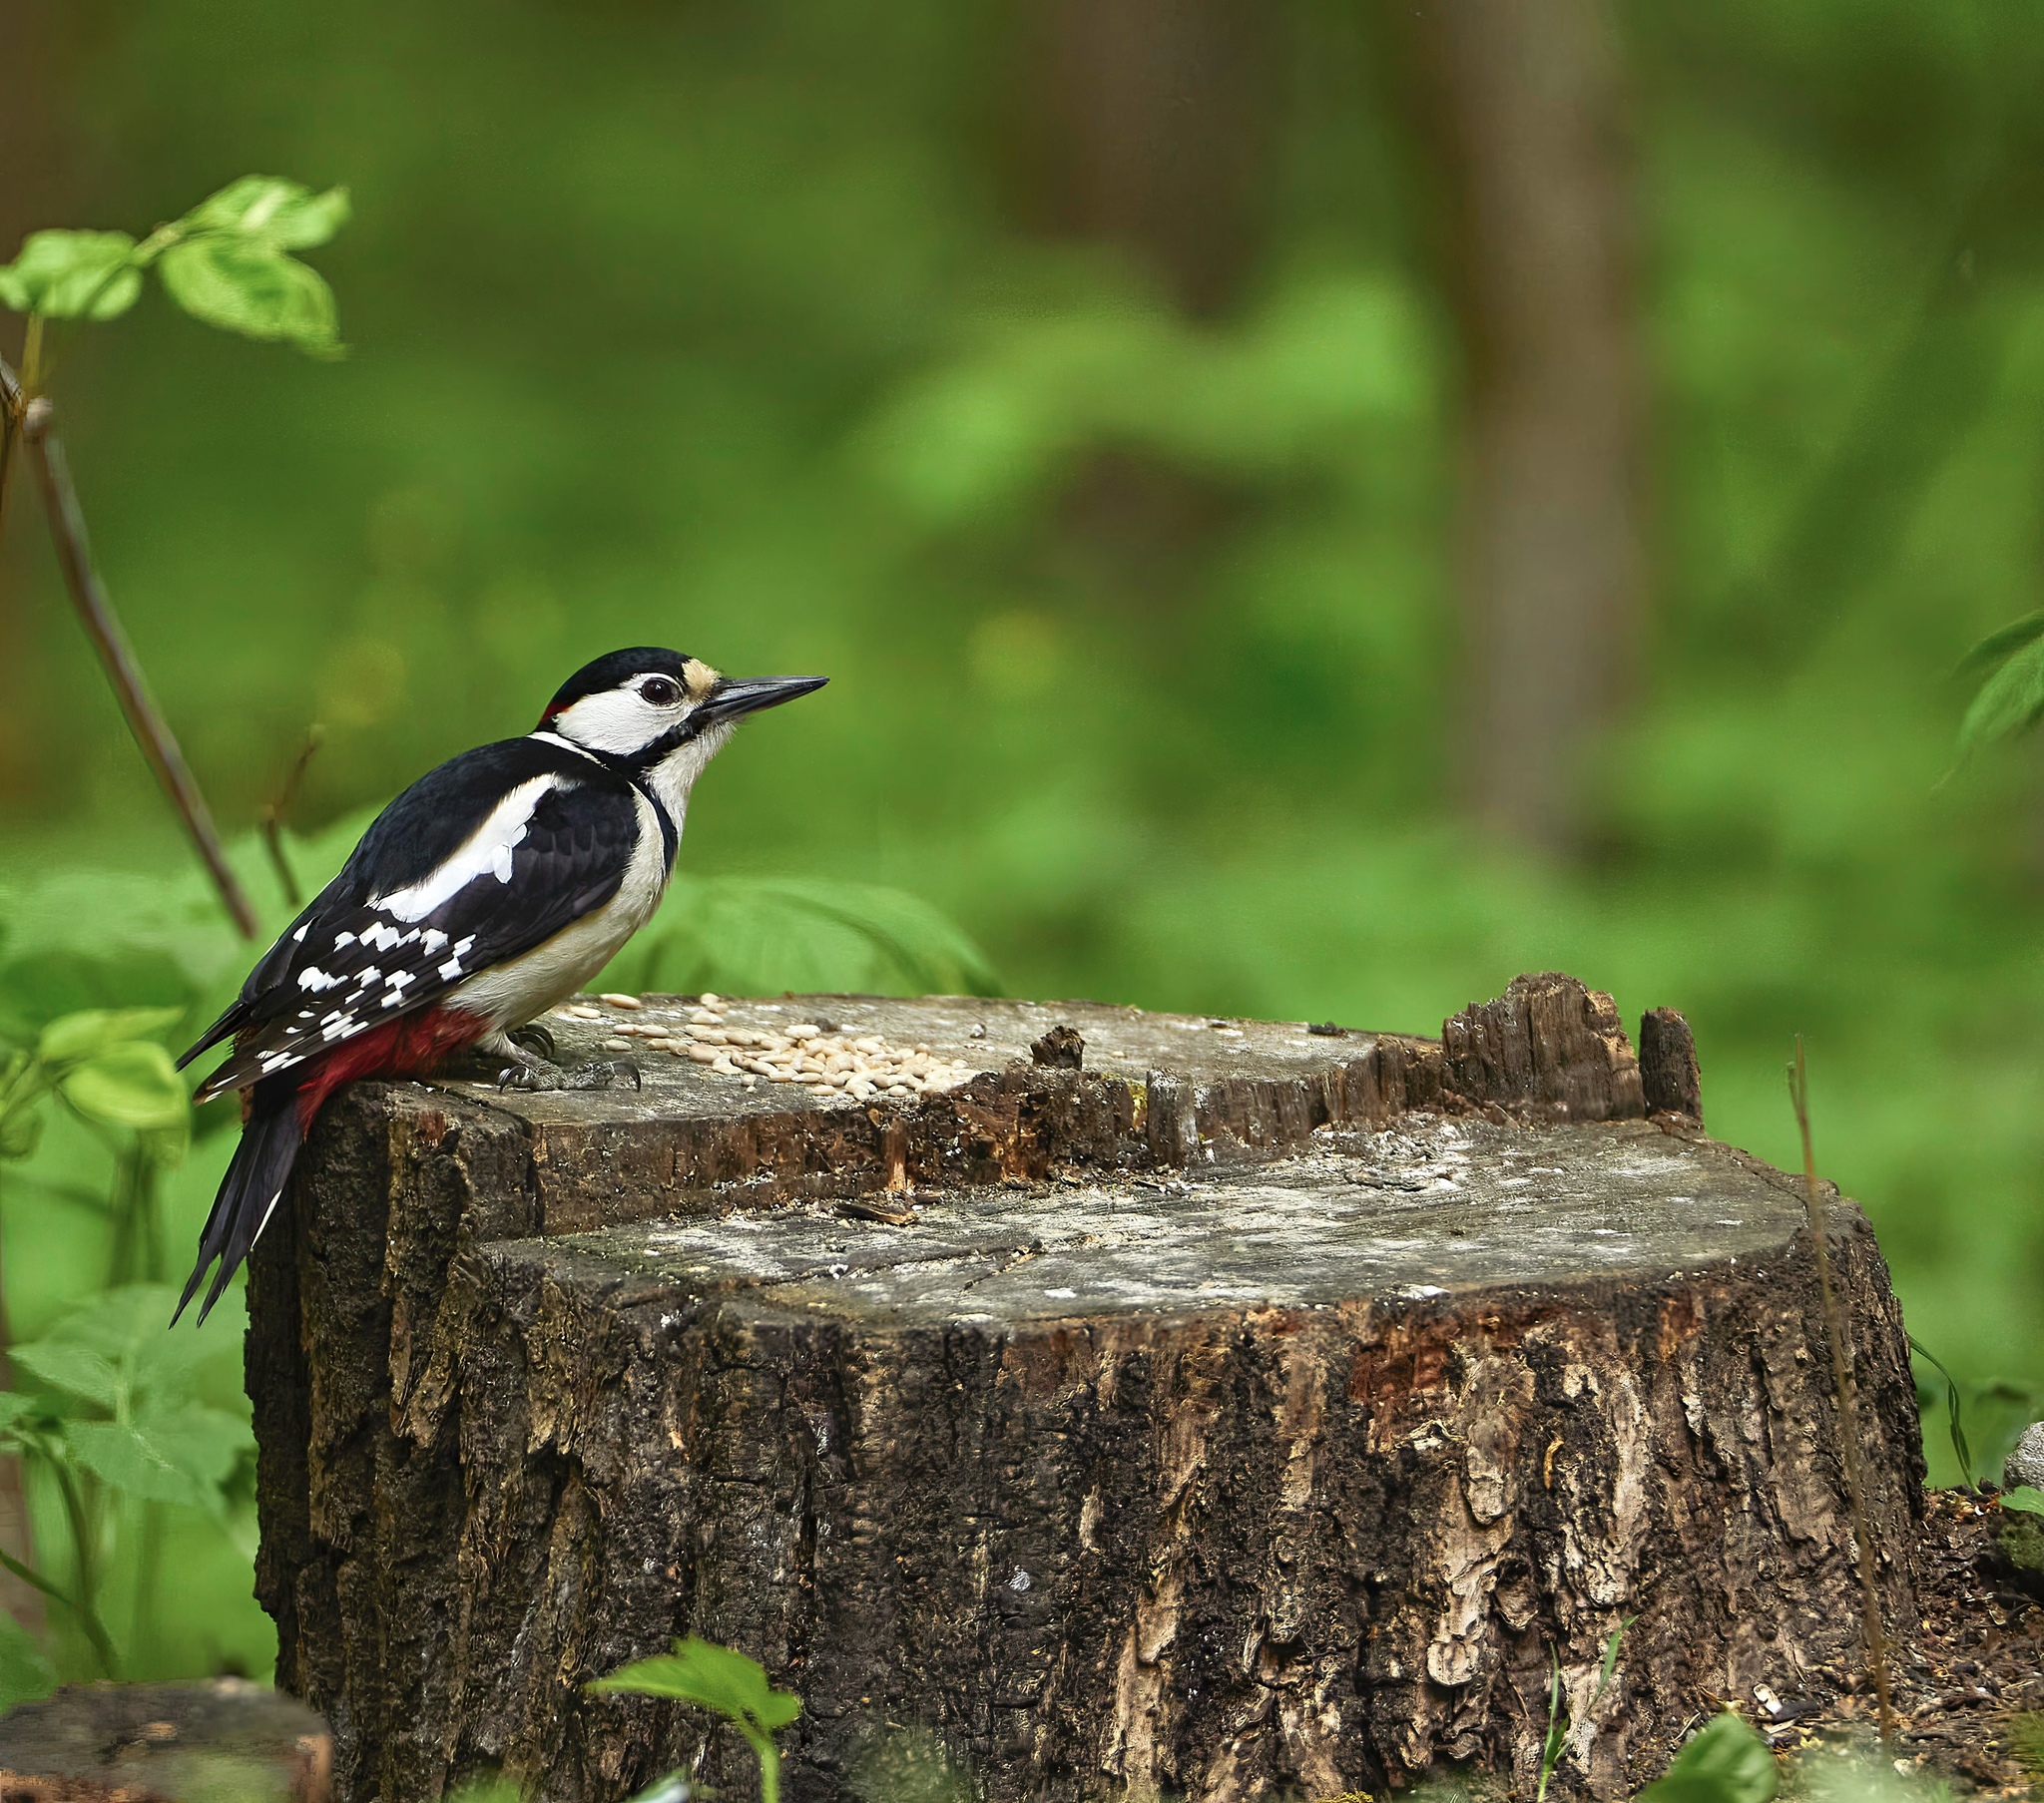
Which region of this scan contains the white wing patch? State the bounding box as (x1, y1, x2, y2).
(371, 774, 567, 923)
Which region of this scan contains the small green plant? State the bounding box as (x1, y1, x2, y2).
(2, 1008, 194, 1289)
(607, 874, 1000, 1000)
(0, 1284, 252, 1686)
(0, 175, 349, 367)
(1907, 1337, 2037, 1488)
(2009, 1710, 2044, 1775)
(1955, 611, 2044, 760)
(592, 1635, 800, 1803)
(1910, 1337, 1976, 1480)
(1639, 1711, 1778, 1803)
(1534, 1617, 1634, 1803)
(1, 175, 353, 940)
(0, 1008, 248, 1696)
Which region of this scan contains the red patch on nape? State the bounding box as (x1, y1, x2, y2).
(293, 1006, 490, 1131)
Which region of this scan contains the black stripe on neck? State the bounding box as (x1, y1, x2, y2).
(540, 723, 693, 869)
(629, 773, 680, 870)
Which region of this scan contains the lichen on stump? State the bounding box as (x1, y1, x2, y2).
(246, 976, 1922, 1803)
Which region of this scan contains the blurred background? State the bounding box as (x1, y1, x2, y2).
(2, 0, 2043, 1685)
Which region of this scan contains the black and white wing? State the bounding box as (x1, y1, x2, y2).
(181, 737, 645, 1101)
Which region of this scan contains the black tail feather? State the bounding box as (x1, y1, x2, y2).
(174, 1089, 305, 1326)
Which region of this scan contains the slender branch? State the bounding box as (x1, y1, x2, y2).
(0, 1175, 44, 1642)
(46, 1461, 120, 1678)
(259, 724, 324, 910)
(0, 1541, 118, 1679)
(0, 361, 257, 938)
(0, 397, 16, 551)
(1788, 1040, 1895, 1744)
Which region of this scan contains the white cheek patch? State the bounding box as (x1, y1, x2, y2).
(372, 774, 561, 922)
(551, 687, 684, 756)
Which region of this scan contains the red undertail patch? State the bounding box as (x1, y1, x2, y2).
(292, 1007, 490, 1131)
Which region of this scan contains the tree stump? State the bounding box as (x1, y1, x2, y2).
(247, 973, 1924, 1803)
(0, 1679, 330, 1801)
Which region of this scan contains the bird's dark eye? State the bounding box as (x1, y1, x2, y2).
(640, 676, 683, 706)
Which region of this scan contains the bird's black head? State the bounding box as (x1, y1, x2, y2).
(535, 647, 826, 768)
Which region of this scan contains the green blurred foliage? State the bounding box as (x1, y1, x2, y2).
(1, 0, 2043, 1683)
(1639, 1713, 1776, 1803)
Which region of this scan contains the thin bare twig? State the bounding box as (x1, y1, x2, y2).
(259, 724, 324, 910)
(0, 321, 25, 547)
(0, 358, 257, 938)
(1788, 1039, 1896, 1744)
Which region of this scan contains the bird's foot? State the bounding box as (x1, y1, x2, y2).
(453, 1030, 640, 1093)
(495, 1056, 641, 1094)
(508, 1022, 556, 1062)
(560, 1058, 641, 1092)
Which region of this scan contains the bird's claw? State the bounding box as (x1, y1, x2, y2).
(496, 1058, 639, 1094)
(561, 1058, 641, 1092)
(509, 1022, 557, 1062)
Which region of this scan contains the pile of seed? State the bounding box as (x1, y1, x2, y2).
(553, 993, 978, 1103)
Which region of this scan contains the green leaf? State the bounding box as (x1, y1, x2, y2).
(158, 238, 342, 357)
(1594, 1615, 1636, 1707)
(178, 177, 351, 249)
(0, 1392, 52, 1448)
(65, 1420, 198, 1506)
(2003, 1486, 2044, 1517)
(11, 1341, 120, 1409)
(0, 1606, 56, 1713)
(590, 1635, 801, 1736)
(610, 877, 999, 1001)
(59, 1040, 190, 1137)
(38, 1285, 224, 1398)
(1639, 1712, 1778, 1803)
(1910, 1336, 1976, 1483)
(0, 1104, 44, 1161)
(64, 1402, 244, 1509)
(1956, 611, 2044, 680)
(1958, 629, 2044, 759)
(0, 229, 143, 320)
(37, 1008, 184, 1068)
(134, 1398, 250, 1493)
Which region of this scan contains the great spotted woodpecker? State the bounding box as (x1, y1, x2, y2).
(174, 647, 824, 1322)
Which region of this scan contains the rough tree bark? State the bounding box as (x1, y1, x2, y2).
(1392, 0, 1646, 858)
(249, 976, 1921, 1803)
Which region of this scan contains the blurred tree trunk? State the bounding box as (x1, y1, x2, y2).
(1017, 0, 1277, 317)
(1005, 0, 1278, 626)
(0, 0, 75, 1641)
(1394, 0, 1645, 859)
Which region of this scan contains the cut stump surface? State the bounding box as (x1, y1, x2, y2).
(247, 975, 1923, 1803)
(0, 1679, 329, 1801)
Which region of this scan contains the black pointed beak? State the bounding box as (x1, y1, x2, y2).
(700, 675, 828, 724)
